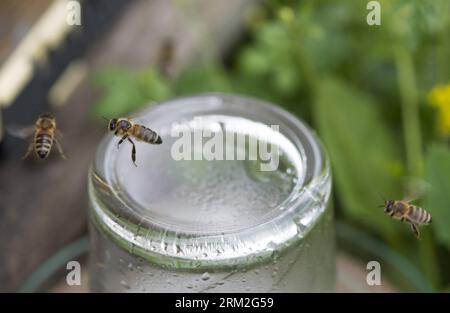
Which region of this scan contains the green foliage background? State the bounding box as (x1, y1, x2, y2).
(93, 0, 450, 291)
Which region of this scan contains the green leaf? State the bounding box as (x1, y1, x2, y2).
(93, 68, 143, 117)
(93, 80, 143, 118)
(137, 69, 172, 101)
(424, 144, 450, 249)
(92, 67, 171, 118)
(173, 63, 233, 95)
(238, 48, 271, 77)
(315, 78, 404, 238)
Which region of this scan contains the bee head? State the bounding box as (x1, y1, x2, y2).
(39, 112, 54, 119)
(384, 200, 395, 214)
(108, 118, 118, 132)
(37, 112, 56, 129)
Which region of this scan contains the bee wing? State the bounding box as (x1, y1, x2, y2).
(402, 177, 431, 202)
(55, 129, 64, 139)
(6, 125, 35, 139)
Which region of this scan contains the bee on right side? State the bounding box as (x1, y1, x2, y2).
(383, 200, 432, 239)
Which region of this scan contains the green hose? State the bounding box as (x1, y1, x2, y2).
(19, 236, 89, 293)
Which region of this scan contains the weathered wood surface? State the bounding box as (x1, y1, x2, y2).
(0, 0, 53, 62)
(0, 0, 257, 292)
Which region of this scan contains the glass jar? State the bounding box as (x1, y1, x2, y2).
(89, 94, 334, 292)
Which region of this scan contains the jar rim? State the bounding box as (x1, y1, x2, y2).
(89, 93, 331, 270)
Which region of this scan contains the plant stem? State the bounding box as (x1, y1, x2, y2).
(419, 228, 441, 289)
(394, 46, 441, 289)
(395, 47, 423, 177)
(293, 39, 318, 95)
(438, 0, 450, 82)
(287, 20, 319, 125)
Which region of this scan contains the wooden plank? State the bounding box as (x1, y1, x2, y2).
(0, 0, 53, 62)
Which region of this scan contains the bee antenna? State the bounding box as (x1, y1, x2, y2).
(375, 192, 387, 210)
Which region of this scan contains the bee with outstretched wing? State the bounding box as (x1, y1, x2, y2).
(382, 199, 432, 239)
(8, 112, 66, 160)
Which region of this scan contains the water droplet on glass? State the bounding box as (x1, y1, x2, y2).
(267, 241, 277, 250)
(201, 272, 210, 281)
(120, 280, 130, 289)
(294, 217, 308, 235)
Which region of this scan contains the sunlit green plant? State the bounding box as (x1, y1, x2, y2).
(93, 0, 450, 291)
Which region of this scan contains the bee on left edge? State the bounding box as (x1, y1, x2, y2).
(106, 117, 162, 166)
(382, 200, 432, 239)
(16, 112, 66, 160)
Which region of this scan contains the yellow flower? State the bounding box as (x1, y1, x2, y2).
(428, 83, 450, 137)
(277, 6, 295, 24)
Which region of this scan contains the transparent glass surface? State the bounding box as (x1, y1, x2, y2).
(89, 94, 334, 292)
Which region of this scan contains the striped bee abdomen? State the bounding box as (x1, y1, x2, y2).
(410, 206, 432, 225)
(35, 132, 54, 159)
(135, 125, 162, 144)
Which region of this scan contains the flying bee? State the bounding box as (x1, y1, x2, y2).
(106, 117, 162, 166)
(24, 112, 66, 160)
(9, 112, 66, 160)
(382, 200, 432, 239)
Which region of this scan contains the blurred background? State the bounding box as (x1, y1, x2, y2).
(0, 0, 449, 292)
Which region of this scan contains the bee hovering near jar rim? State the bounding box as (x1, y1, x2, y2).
(8, 112, 66, 160)
(381, 199, 432, 239)
(104, 117, 162, 167)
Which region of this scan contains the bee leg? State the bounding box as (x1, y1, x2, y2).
(400, 217, 405, 223)
(117, 135, 128, 149)
(127, 137, 137, 167)
(22, 141, 34, 160)
(54, 138, 67, 160)
(410, 223, 420, 239)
